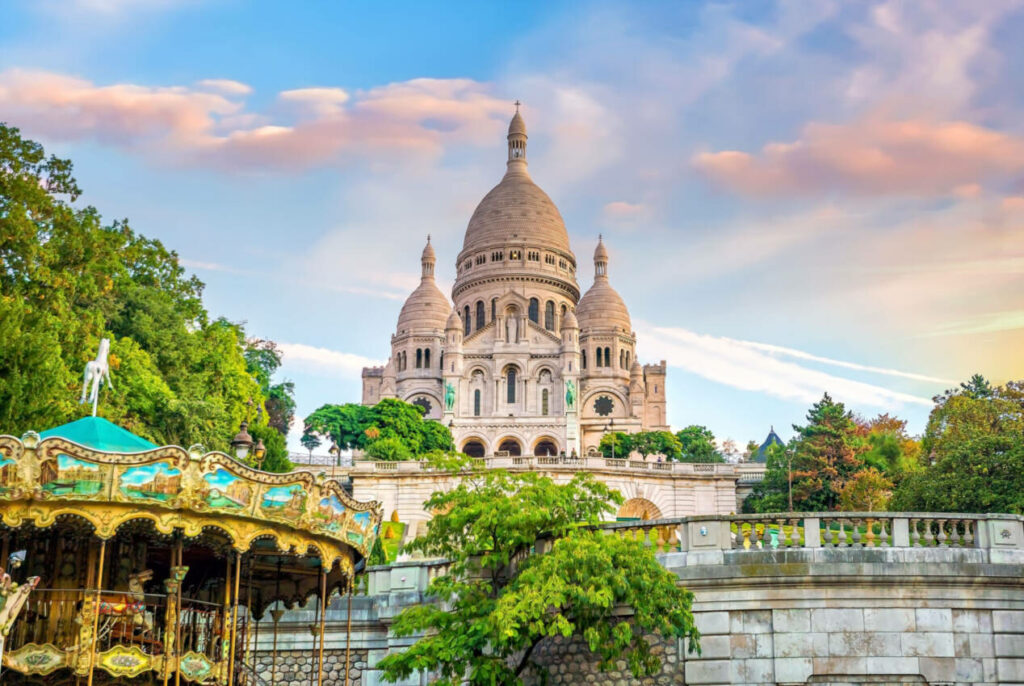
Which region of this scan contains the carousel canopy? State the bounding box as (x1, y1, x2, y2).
(39, 416, 158, 452)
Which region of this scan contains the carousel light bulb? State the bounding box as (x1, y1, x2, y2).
(20, 431, 40, 449)
(254, 439, 266, 460)
(230, 421, 254, 461)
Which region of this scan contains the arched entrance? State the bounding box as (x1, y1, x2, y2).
(617, 498, 663, 521)
(462, 439, 486, 458)
(533, 438, 558, 456)
(497, 438, 522, 456)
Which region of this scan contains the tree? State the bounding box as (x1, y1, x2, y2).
(598, 431, 632, 458)
(630, 431, 682, 460)
(674, 426, 724, 463)
(743, 440, 760, 462)
(858, 414, 920, 479)
(304, 399, 454, 460)
(838, 468, 892, 512)
(892, 378, 1024, 513)
(377, 457, 700, 685)
(364, 436, 414, 461)
(0, 124, 286, 456)
(300, 430, 322, 461)
(742, 442, 793, 513)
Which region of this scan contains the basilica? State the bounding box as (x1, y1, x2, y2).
(361, 108, 668, 457)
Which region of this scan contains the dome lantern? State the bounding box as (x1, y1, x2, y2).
(508, 100, 527, 165)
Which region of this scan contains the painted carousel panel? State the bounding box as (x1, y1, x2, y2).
(38, 455, 106, 498)
(118, 461, 182, 502)
(2, 643, 68, 675)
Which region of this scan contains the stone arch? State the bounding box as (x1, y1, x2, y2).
(461, 436, 488, 458)
(617, 498, 663, 521)
(532, 436, 559, 456)
(496, 436, 523, 456)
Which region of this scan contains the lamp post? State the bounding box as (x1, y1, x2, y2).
(787, 450, 794, 514)
(329, 441, 340, 480)
(230, 421, 254, 461)
(602, 419, 617, 458)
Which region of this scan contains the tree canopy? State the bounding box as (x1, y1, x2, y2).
(892, 378, 1024, 513)
(304, 399, 454, 460)
(674, 425, 725, 463)
(378, 456, 700, 685)
(0, 124, 294, 469)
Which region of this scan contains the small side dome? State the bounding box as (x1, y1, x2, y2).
(578, 236, 631, 332)
(630, 358, 643, 374)
(446, 309, 462, 331)
(396, 281, 451, 332)
(561, 308, 579, 330)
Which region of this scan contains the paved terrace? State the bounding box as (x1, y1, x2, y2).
(253, 512, 1024, 686)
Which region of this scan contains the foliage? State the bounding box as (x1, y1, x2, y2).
(364, 436, 414, 461)
(598, 431, 632, 458)
(892, 377, 1024, 513)
(378, 455, 699, 685)
(631, 431, 682, 460)
(0, 124, 290, 458)
(837, 468, 892, 512)
(300, 430, 322, 461)
(305, 399, 454, 460)
(857, 414, 920, 479)
(742, 442, 792, 513)
(674, 425, 725, 463)
(244, 339, 296, 436)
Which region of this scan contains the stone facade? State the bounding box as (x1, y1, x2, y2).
(361, 108, 667, 459)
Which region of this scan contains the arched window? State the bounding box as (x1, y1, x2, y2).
(424, 348, 431, 368)
(582, 349, 587, 369)
(561, 304, 567, 318)
(474, 389, 481, 417)
(542, 388, 549, 416)
(463, 306, 470, 336)
(439, 352, 444, 370)
(604, 347, 612, 367)
(596, 348, 603, 367)
(620, 350, 625, 368)
(475, 301, 485, 331)
(491, 298, 497, 321)
(544, 300, 555, 330)
(528, 298, 539, 323)
(415, 349, 422, 369)
(625, 351, 630, 367)
(507, 368, 517, 404)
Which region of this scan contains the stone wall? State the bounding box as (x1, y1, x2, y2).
(253, 649, 368, 686)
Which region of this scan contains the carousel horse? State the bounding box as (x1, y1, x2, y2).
(80, 338, 114, 413)
(97, 570, 155, 642)
(0, 567, 40, 672)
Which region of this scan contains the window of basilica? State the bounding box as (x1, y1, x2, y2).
(594, 395, 614, 417)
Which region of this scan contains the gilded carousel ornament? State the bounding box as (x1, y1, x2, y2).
(0, 348, 382, 686)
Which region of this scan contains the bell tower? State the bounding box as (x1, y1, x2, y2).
(507, 101, 527, 164)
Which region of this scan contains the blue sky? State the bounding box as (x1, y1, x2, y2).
(2, 1, 1022, 454)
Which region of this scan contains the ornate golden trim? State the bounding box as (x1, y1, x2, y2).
(3, 643, 68, 675)
(95, 644, 152, 678)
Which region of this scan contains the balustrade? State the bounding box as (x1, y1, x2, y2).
(597, 512, 1018, 554)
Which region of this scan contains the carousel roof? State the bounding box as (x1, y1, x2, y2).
(39, 416, 157, 452)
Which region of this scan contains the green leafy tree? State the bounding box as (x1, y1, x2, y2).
(364, 436, 414, 461)
(858, 414, 920, 479)
(892, 378, 1024, 513)
(378, 457, 700, 685)
(248, 423, 293, 473)
(838, 468, 892, 512)
(304, 399, 453, 459)
(0, 124, 285, 456)
(742, 442, 793, 513)
(674, 425, 725, 463)
(598, 431, 632, 458)
(300, 430, 322, 461)
(630, 431, 683, 460)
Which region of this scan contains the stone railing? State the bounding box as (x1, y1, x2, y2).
(599, 512, 1024, 555)
(343, 456, 758, 478)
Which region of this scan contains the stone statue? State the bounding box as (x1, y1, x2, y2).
(565, 379, 576, 410)
(506, 316, 518, 343)
(445, 382, 456, 412)
(80, 338, 114, 416)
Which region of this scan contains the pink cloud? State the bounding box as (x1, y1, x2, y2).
(693, 116, 1024, 197)
(0, 69, 511, 171)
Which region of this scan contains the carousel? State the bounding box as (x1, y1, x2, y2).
(0, 409, 382, 686)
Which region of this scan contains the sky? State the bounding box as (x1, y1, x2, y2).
(1, 0, 1021, 453)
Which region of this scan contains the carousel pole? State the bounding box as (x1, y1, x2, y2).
(344, 576, 353, 686)
(174, 537, 184, 686)
(270, 560, 282, 686)
(316, 568, 327, 686)
(228, 551, 242, 686)
(222, 554, 232, 685)
(86, 538, 107, 686)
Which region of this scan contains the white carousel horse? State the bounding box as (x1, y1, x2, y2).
(80, 339, 114, 415)
(97, 569, 155, 642)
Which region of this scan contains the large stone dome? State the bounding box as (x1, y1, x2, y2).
(461, 110, 571, 255)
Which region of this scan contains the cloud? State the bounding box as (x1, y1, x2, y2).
(694, 116, 1024, 197)
(638, 323, 938, 409)
(602, 201, 648, 226)
(196, 79, 252, 96)
(277, 342, 382, 380)
(0, 69, 510, 171)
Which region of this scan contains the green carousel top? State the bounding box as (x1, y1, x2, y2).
(39, 416, 158, 453)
